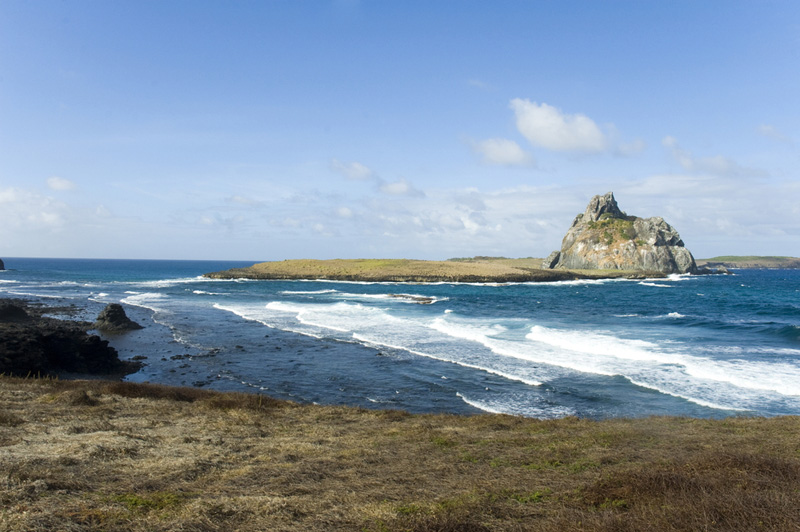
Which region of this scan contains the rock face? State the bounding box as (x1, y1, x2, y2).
(0, 258, 4, 270)
(544, 192, 697, 274)
(0, 299, 136, 377)
(93, 303, 143, 332)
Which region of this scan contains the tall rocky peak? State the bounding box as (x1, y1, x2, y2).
(0, 258, 4, 270)
(543, 192, 697, 274)
(578, 191, 626, 223)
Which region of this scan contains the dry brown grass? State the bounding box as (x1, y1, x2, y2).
(204, 258, 653, 283)
(2, 377, 799, 531)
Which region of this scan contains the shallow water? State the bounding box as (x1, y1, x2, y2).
(2, 257, 799, 419)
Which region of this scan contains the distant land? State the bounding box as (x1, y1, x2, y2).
(205, 255, 800, 283)
(205, 257, 664, 283)
(697, 256, 800, 269)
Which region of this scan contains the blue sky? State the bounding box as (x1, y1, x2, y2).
(1, 1, 798, 260)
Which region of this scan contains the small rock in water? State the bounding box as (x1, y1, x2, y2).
(93, 303, 143, 332)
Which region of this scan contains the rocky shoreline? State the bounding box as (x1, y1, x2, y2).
(0, 299, 140, 379)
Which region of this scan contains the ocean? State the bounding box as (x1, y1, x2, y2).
(1, 257, 799, 419)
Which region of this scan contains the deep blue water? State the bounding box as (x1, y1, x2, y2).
(2, 257, 799, 419)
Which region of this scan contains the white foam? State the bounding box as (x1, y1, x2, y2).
(217, 300, 544, 387)
(456, 392, 575, 418)
(121, 276, 207, 289)
(215, 295, 800, 414)
(330, 292, 448, 304)
(550, 278, 620, 287)
(280, 289, 339, 295)
(526, 325, 665, 364)
(350, 334, 543, 387)
(667, 273, 693, 281)
(456, 392, 505, 414)
(625, 378, 750, 411)
(639, 282, 672, 288)
(3, 291, 71, 299)
(121, 292, 169, 312)
(522, 324, 800, 405)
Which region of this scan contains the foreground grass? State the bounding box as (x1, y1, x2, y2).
(204, 258, 655, 283)
(2, 378, 800, 531)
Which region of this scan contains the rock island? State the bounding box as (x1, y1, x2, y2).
(206, 192, 708, 282)
(542, 192, 697, 274)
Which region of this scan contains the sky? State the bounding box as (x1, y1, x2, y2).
(1, 0, 799, 261)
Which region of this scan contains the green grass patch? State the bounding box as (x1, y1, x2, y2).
(431, 435, 457, 448)
(113, 491, 186, 512)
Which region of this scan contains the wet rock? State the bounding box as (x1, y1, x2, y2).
(0, 302, 32, 323)
(93, 303, 143, 333)
(0, 299, 137, 377)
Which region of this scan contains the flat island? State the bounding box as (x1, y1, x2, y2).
(204, 257, 663, 283)
(697, 256, 800, 269)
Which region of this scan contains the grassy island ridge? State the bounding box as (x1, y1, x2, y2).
(2, 377, 799, 531)
(697, 256, 800, 269)
(204, 257, 663, 282)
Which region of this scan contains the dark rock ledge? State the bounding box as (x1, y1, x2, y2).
(0, 299, 140, 379)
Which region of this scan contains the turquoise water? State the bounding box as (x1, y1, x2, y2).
(2, 257, 799, 418)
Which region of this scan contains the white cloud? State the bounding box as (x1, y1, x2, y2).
(329, 159, 375, 180)
(336, 206, 354, 218)
(614, 175, 800, 256)
(662, 136, 767, 178)
(379, 178, 425, 197)
(472, 138, 535, 166)
(0, 187, 68, 229)
(756, 124, 792, 144)
(47, 176, 77, 191)
(510, 99, 608, 153)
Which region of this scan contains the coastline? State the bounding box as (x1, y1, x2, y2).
(204, 258, 666, 283)
(2, 265, 800, 529)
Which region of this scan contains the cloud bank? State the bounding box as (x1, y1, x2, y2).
(662, 136, 767, 178)
(47, 176, 77, 191)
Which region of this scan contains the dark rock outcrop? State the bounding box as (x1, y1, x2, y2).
(0, 258, 5, 270)
(0, 302, 32, 323)
(541, 251, 561, 269)
(93, 303, 143, 332)
(544, 192, 697, 274)
(0, 299, 138, 377)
